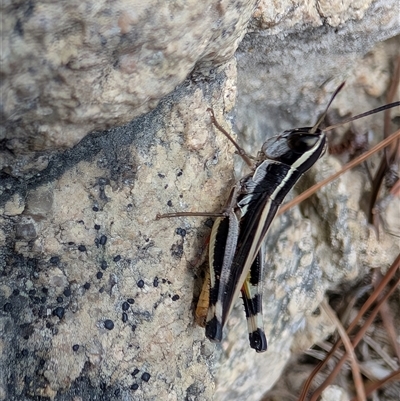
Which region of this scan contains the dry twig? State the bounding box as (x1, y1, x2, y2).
(320, 300, 366, 401)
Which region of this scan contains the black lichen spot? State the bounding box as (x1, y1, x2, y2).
(167, 200, 173, 207)
(162, 279, 167, 284)
(137, 280, 144, 288)
(177, 170, 183, 177)
(96, 272, 103, 279)
(131, 324, 137, 332)
(63, 288, 71, 297)
(72, 344, 79, 352)
(175, 228, 186, 237)
(141, 372, 151, 382)
(49, 256, 60, 265)
(114, 389, 120, 396)
(122, 312, 128, 323)
(127, 298, 135, 305)
(21, 349, 28, 357)
(92, 206, 99, 212)
(83, 282, 91, 290)
(52, 307, 65, 319)
(68, 241, 75, 246)
(29, 289, 36, 296)
(122, 302, 130, 311)
(13, 289, 20, 296)
(104, 319, 114, 330)
(94, 224, 101, 230)
(57, 297, 63, 303)
(130, 383, 139, 391)
(113, 255, 121, 262)
(158, 173, 165, 178)
(153, 277, 159, 287)
(99, 235, 107, 246)
(172, 294, 180, 301)
(41, 287, 48, 294)
(101, 260, 108, 270)
(131, 368, 140, 377)
(78, 245, 87, 252)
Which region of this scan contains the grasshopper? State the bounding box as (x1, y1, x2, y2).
(158, 83, 399, 352)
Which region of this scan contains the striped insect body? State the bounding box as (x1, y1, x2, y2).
(157, 84, 399, 353)
(204, 126, 327, 352)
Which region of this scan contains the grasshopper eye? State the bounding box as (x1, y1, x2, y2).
(287, 132, 321, 153)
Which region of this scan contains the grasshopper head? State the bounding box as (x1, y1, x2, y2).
(261, 128, 326, 172)
(260, 82, 344, 169)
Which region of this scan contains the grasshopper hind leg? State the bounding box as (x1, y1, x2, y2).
(242, 286, 267, 352)
(241, 248, 267, 352)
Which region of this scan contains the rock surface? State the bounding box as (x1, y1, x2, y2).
(1, 1, 399, 401)
(1, 65, 239, 400)
(1, 0, 256, 157)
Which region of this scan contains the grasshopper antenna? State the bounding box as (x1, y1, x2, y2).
(324, 101, 400, 131)
(309, 82, 346, 134)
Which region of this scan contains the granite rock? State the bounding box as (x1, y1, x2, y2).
(1, 1, 399, 401)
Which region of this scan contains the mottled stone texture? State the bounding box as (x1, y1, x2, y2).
(1, 0, 256, 158)
(1, 1, 400, 401)
(0, 66, 238, 401)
